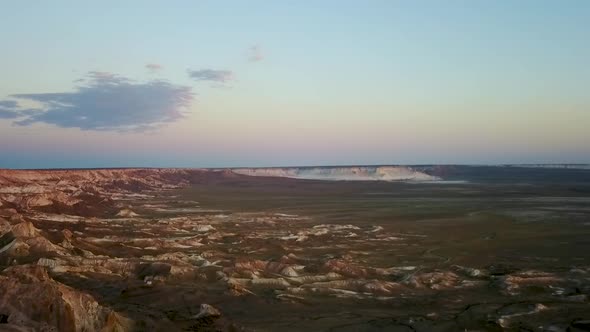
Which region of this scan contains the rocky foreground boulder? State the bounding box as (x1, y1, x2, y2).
(0, 265, 133, 332)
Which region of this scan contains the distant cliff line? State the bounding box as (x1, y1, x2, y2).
(229, 166, 440, 182)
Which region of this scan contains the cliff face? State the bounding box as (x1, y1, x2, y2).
(0, 265, 124, 332)
(230, 166, 440, 182)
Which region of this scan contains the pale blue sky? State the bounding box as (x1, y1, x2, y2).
(1, 1, 589, 168)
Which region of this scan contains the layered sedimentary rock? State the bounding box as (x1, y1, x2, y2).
(0, 169, 246, 331)
(230, 165, 440, 181)
(0, 265, 130, 332)
(0, 168, 222, 216)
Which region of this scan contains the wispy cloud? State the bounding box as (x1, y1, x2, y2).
(248, 45, 264, 62)
(0, 110, 20, 119)
(146, 63, 163, 73)
(0, 100, 18, 109)
(0, 100, 29, 119)
(9, 72, 195, 132)
(187, 69, 235, 83)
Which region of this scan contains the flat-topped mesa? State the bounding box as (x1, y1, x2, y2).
(230, 166, 440, 182)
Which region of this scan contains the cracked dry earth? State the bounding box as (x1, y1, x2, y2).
(1, 169, 590, 331)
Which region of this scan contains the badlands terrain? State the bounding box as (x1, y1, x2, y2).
(0, 166, 589, 331)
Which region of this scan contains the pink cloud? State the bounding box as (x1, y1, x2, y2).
(145, 63, 163, 72)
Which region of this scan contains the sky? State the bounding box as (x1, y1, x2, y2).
(0, 0, 589, 168)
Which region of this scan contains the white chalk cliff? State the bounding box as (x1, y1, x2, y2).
(230, 166, 439, 182)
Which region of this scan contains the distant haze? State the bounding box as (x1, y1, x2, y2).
(1, 1, 589, 168)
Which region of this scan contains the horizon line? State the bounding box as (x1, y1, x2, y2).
(2, 163, 590, 171)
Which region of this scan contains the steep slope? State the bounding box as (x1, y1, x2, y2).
(230, 166, 440, 182)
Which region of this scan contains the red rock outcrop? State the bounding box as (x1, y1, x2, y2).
(11, 220, 41, 238)
(0, 265, 132, 332)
